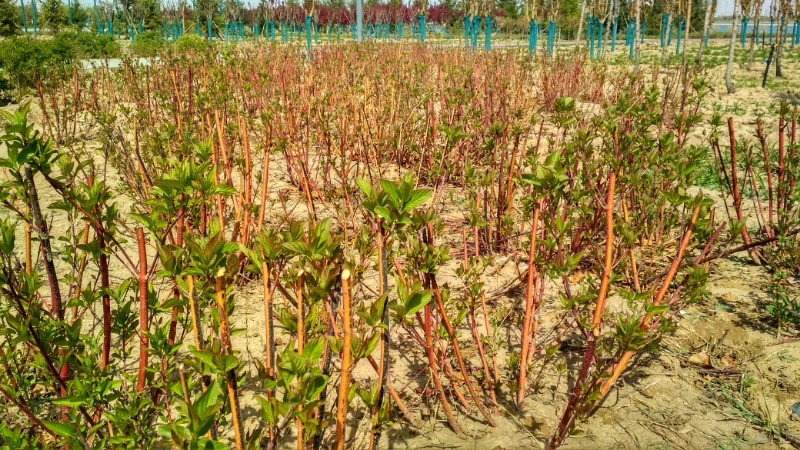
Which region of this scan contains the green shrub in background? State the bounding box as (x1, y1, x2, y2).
(131, 30, 165, 57)
(0, 37, 62, 92)
(172, 34, 210, 53)
(52, 31, 121, 59)
(0, 32, 120, 98)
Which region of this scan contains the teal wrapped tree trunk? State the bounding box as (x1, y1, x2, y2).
(471, 15, 479, 47)
(305, 15, 312, 52)
(485, 16, 491, 50)
(20, 0, 26, 33)
(464, 16, 470, 48)
(740, 17, 749, 47)
(418, 14, 425, 43)
(529, 19, 538, 53)
(611, 17, 617, 52)
(628, 21, 634, 59)
(94, 0, 100, 33)
(769, 19, 773, 44)
(597, 18, 603, 55)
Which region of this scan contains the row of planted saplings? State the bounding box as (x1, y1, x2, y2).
(709, 106, 800, 266)
(0, 73, 742, 449)
(38, 44, 633, 259)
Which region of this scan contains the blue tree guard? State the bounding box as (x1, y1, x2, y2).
(676, 19, 683, 55)
(611, 17, 617, 52)
(740, 17, 749, 47)
(471, 15, 480, 48)
(596, 18, 603, 55)
(769, 19, 774, 44)
(485, 15, 491, 50)
(20, 0, 27, 33)
(529, 19, 538, 53)
(640, 20, 646, 42)
(464, 15, 470, 48)
(418, 15, 425, 43)
(627, 20, 635, 59)
(660, 13, 668, 48)
(305, 15, 312, 52)
(94, 0, 100, 33)
(547, 20, 556, 56)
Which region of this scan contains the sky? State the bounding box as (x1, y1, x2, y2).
(715, 0, 775, 17)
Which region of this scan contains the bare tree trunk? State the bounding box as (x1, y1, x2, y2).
(683, 0, 693, 63)
(577, 0, 587, 49)
(696, 0, 715, 64)
(775, 0, 788, 76)
(661, 10, 674, 64)
(634, 0, 642, 70)
(181, 0, 186, 38)
(726, 0, 740, 93)
(602, 0, 615, 57)
(748, 0, 764, 68)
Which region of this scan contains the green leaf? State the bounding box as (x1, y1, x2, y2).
(405, 291, 431, 316)
(51, 396, 85, 408)
(307, 375, 328, 400)
(373, 205, 392, 222)
(404, 189, 432, 210)
(379, 180, 400, 206)
(43, 421, 77, 438)
(302, 337, 325, 363)
(283, 240, 310, 257)
(355, 178, 372, 197)
(195, 380, 221, 418)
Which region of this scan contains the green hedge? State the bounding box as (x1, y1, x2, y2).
(0, 32, 120, 98)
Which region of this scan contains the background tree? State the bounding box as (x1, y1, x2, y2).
(498, 0, 521, 17)
(138, 0, 162, 30)
(0, 0, 18, 36)
(69, 1, 90, 29)
(41, 0, 68, 33)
